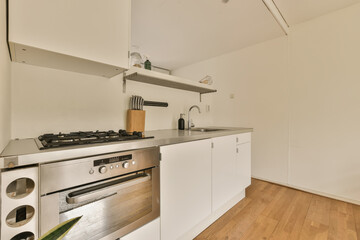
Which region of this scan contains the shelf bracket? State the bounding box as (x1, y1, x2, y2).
(123, 76, 127, 93)
(200, 93, 202, 102)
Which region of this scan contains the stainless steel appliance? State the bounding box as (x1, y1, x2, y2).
(36, 129, 153, 149)
(39, 147, 160, 240)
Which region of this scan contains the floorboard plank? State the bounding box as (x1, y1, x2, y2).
(195, 179, 360, 240)
(210, 182, 281, 239)
(353, 205, 360, 240)
(328, 200, 357, 240)
(261, 187, 297, 221)
(195, 197, 252, 239)
(238, 215, 279, 240)
(299, 195, 331, 240)
(269, 190, 312, 240)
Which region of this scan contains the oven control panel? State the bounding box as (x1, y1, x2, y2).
(87, 151, 148, 176)
(40, 147, 159, 195)
(93, 160, 136, 175)
(91, 154, 136, 174)
(94, 154, 132, 166)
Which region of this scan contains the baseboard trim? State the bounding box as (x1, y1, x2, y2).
(179, 190, 246, 240)
(252, 175, 360, 206)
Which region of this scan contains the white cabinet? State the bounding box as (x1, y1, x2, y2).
(236, 134, 252, 190)
(9, 0, 130, 77)
(160, 139, 212, 240)
(211, 135, 238, 211)
(212, 133, 252, 211)
(120, 218, 160, 240)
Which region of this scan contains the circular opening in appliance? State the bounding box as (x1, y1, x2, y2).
(6, 205, 35, 228)
(6, 178, 35, 199)
(10, 231, 35, 240)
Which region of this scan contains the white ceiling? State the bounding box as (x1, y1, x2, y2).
(132, 0, 360, 71)
(131, 0, 284, 70)
(274, 0, 360, 26)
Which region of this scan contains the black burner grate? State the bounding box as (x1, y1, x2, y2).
(38, 130, 153, 149)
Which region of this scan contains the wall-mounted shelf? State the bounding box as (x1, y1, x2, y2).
(9, 43, 126, 78)
(9, 0, 130, 78)
(123, 68, 217, 98)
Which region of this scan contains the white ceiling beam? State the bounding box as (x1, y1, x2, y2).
(262, 0, 289, 35)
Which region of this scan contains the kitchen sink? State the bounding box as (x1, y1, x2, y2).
(190, 128, 227, 132)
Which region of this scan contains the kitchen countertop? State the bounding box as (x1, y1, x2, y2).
(0, 127, 253, 169)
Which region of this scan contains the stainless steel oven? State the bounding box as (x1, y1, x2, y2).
(39, 147, 160, 240)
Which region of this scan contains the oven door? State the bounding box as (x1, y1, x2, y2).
(40, 168, 159, 240)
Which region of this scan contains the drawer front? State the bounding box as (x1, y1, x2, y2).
(236, 133, 251, 145)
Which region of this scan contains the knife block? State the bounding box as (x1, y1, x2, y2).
(126, 110, 145, 133)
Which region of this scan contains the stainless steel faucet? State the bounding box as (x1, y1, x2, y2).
(188, 105, 201, 130)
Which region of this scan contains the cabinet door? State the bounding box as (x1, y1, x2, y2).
(211, 135, 238, 211)
(120, 218, 160, 240)
(236, 142, 251, 191)
(160, 139, 212, 240)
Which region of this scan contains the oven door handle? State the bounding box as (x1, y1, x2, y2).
(66, 173, 151, 204)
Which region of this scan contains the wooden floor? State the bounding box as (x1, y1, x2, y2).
(195, 178, 360, 240)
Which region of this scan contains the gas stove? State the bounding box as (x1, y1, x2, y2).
(36, 130, 153, 149)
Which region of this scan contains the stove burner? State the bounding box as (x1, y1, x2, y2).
(38, 130, 153, 150)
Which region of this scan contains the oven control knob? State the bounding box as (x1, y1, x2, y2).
(122, 161, 130, 169)
(99, 166, 107, 174)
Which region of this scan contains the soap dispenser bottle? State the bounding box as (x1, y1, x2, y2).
(178, 114, 185, 130)
(144, 55, 152, 70)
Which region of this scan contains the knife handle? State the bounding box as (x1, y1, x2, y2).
(143, 101, 168, 107)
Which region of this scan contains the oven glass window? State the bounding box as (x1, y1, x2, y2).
(59, 170, 153, 240)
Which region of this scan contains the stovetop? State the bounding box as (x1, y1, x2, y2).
(37, 130, 154, 150)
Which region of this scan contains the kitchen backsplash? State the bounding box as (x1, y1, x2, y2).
(10, 63, 213, 139)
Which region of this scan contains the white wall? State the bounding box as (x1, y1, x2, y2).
(9, 1, 360, 204)
(11, 63, 213, 138)
(174, 3, 360, 204)
(0, 0, 11, 151)
(174, 37, 290, 185)
(288, 3, 360, 203)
